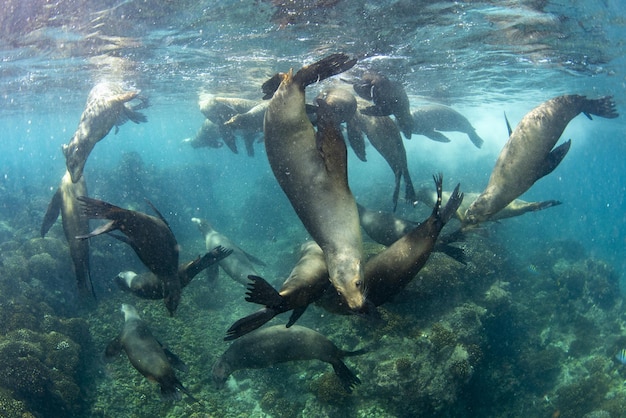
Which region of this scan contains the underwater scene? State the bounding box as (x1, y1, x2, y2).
(1, 1, 625, 417)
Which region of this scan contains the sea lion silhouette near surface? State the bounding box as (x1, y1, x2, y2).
(465, 95, 618, 224)
(263, 53, 367, 311)
(411, 104, 484, 148)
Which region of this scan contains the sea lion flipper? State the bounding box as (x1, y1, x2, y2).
(286, 306, 308, 327)
(186, 246, 233, 279)
(440, 183, 464, 224)
(145, 199, 171, 229)
(331, 361, 361, 393)
(425, 130, 451, 143)
(161, 346, 189, 372)
(292, 53, 357, 90)
(540, 139, 572, 179)
(41, 188, 62, 237)
(434, 243, 466, 265)
(503, 111, 513, 136)
(219, 125, 238, 154)
(346, 120, 367, 161)
(245, 275, 283, 307)
(104, 336, 123, 359)
(360, 105, 388, 117)
(467, 130, 484, 148)
(76, 220, 117, 240)
(224, 308, 278, 340)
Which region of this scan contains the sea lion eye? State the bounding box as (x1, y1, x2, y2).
(355, 280, 363, 288)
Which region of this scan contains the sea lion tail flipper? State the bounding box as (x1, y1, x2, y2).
(467, 130, 484, 148)
(159, 380, 183, 402)
(245, 275, 283, 307)
(293, 53, 357, 90)
(123, 105, 148, 124)
(540, 139, 571, 179)
(440, 183, 464, 225)
(176, 383, 198, 403)
(286, 306, 308, 327)
(77, 196, 123, 219)
(75, 220, 118, 240)
(41, 188, 62, 237)
(224, 308, 278, 340)
(582, 96, 618, 119)
(532, 200, 562, 211)
(331, 361, 361, 393)
(433, 243, 466, 265)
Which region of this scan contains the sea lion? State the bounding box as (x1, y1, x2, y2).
(352, 71, 413, 139)
(263, 53, 366, 311)
(411, 104, 484, 148)
(76, 197, 181, 315)
(465, 95, 618, 224)
(225, 241, 330, 340)
(182, 119, 223, 149)
(40, 170, 95, 298)
(192, 217, 265, 286)
(316, 87, 366, 161)
(352, 96, 417, 211)
(105, 304, 196, 401)
(212, 324, 365, 393)
(416, 186, 561, 224)
(63, 81, 148, 183)
(115, 246, 232, 300)
(319, 174, 463, 312)
(198, 95, 259, 154)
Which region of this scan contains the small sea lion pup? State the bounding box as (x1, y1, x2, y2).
(41, 170, 95, 298)
(263, 53, 367, 311)
(411, 104, 484, 148)
(115, 246, 232, 300)
(76, 196, 181, 315)
(63, 81, 148, 183)
(105, 304, 196, 402)
(352, 71, 414, 139)
(465, 94, 618, 224)
(212, 325, 366, 393)
(225, 241, 330, 340)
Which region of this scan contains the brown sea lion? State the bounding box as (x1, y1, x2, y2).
(225, 241, 330, 340)
(411, 104, 484, 148)
(63, 81, 148, 183)
(465, 95, 618, 224)
(198, 95, 259, 154)
(319, 174, 463, 312)
(76, 197, 181, 315)
(352, 71, 413, 139)
(263, 53, 366, 311)
(416, 187, 561, 224)
(105, 304, 196, 401)
(192, 217, 265, 286)
(40, 170, 95, 298)
(352, 96, 417, 211)
(115, 246, 232, 300)
(182, 119, 223, 149)
(212, 324, 365, 393)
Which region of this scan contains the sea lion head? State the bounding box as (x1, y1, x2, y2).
(332, 258, 366, 311)
(463, 200, 489, 225)
(120, 303, 141, 322)
(211, 358, 231, 388)
(115, 271, 137, 291)
(62, 142, 86, 183)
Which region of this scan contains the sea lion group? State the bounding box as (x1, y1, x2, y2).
(40, 54, 618, 404)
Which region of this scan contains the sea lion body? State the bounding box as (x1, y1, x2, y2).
(41, 170, 94, 297)
(63, 82, 148, 183)
(105, 304, 194, 401)
(182, 119, 223, 149)
(357, 203, 417, 246)
(416, 187, 561, 223)
(77, 197, 180, 315)
(263, 54, 366, 310)
(115, 246, 232, 299)
(353, 72, 413, 138)
(225, 241, 330, 340)
(411, 104, 484, 148)
(213, 324, 364, 393)
(465, 95, 617, 224)
(353, 97, 416, 210)
(192, 217, 264, 285)
(198, 96, 259, 154)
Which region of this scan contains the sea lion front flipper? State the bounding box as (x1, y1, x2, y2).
(539, 139, 572, 179)
(104, 336, 123, 359)
(286, 306, 308, 328)
(245, 275, 283, 307)
(161, 346, 189, 372)
(76, 220, 117, 240)
(292, 53, 357, 90)
(504, 112, 513, 136)
(224, 308, 278, 340)
(425, 130, 451, 143)
(331, 361, 361, 394)
(41, 188, 62, 237)
(433, 243, 466, 265)
(346, 119, 367, 161)
(185, 246, 233, 279)
(467, 130, 484, 148)
(145, 199, 171, 230)
(440, 183, 464, 224)
(219, 125, 238, 154)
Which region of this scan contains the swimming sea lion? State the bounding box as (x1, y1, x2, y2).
(198, 95, 259, 154)
(115, 246, 232, 300)
(411, 104, 484, 148)
(40, 170, 95, 298)
(182, 119, 223, 149)
(212, 324, 365, 393)
(76, 196, 181, 315)
(225, 241, 330, 340)
(105, 304, 196, 401)
(352, 96, 417, 211)
(191, 217, 265, 286)
(465, 95, 618, 224)
(63, 81, 148, 183)
(319, 174, 463, 312)
(416, 186, 561, 224)
(263, 53, 366, 311)
(353, 71, 413, 139)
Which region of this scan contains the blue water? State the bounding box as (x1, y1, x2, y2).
(1, 1, 625, 417)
